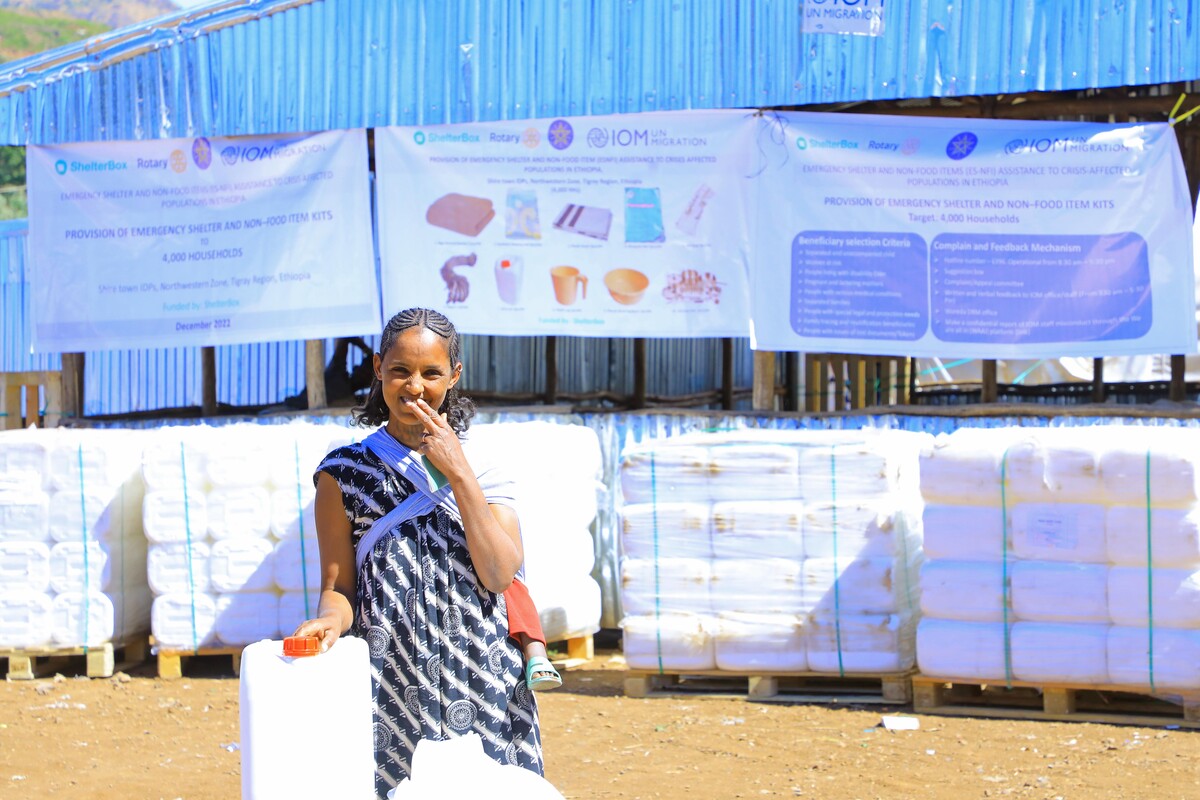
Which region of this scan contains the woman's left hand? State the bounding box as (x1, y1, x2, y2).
(406, 398, 466, 473)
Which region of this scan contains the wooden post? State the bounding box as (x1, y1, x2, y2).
(850, 357, 868, 409)
(981, 360, 998, 403)
(878, 358, 893, 406)
(720, 338, 735, 410)
(752, 350, 776, 411)
(1170, 354, 1187, 402)
(632, 338, 647, 410)
(544, 337, 558, 404)
(831, 355, 846, 411)
(201, 347, 217, 417)
(59, 353, 84, 423)
(1091, 357, 1105, 403)
(806, 354, 826, 412)
(305, 339, 327, 410)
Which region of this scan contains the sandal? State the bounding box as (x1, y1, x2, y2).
(525, 655, 563, 691)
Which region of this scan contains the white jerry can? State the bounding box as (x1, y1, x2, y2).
(240, 635, 374, 798)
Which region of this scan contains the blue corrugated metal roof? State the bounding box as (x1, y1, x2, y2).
(0, 0, 1194, 144)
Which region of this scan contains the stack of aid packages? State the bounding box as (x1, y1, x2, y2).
(0, 428, 152, 650)
(918, 426, 1200, 690)
(143, 422, 353, 651)
(617, 429, 927, 675)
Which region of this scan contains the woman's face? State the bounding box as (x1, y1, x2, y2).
(374, 326, 462, 424)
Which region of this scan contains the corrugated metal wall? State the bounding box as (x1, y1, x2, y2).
(1, 0, 1194, 414)
(0, 0, 1195, 143)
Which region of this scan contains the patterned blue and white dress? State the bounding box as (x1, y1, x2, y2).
(317, 441, 542, 798)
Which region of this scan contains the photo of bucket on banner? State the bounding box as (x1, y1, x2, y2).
(553, 203, 612, 241)
(506, 190, 542, 240)
(551, 266, 588, 305)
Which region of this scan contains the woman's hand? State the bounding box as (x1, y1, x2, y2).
(407, 398, 468, 478)
(292, 614, 345, 653)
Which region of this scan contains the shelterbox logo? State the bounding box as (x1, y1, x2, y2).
(54, 158, 129, 174)
(55, 160, 67, 175)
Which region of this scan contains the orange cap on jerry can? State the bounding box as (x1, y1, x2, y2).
(282, 635, 321, 657)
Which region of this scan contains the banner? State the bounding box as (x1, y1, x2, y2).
(375, 111, 752, 337)
(748, 113, 1198, 358)
(27, 130, 378, 352)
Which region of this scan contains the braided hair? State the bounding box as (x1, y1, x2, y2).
(352, 308, 476, 435)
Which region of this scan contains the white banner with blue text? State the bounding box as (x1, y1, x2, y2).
(374, 111, 753, 337)
(747, 113, 1197, 358)
(27, 129, 378, 352)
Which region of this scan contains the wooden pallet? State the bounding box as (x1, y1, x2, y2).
(625, 669, 913, 704)
(912, 675, 1200, 728)
(151, 637, 243, 680)
(0, 635, 148, 680)
(548, 634, 594, 671)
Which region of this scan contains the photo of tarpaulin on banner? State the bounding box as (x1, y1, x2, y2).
(746, 112, 1197, 360)
(26, 129, 379, 352)
(373, 110, 754, 338)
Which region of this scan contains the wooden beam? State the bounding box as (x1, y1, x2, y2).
(305, 340, 327, 410)
(201, 347, 217, 417)
(1170, 355, 1187, 402)
(752, 350, 777, 411)
(632, 338, 647, 410)
(981, 360, 999, 403)
(806, 354, 825, 412)
(59, 353, 84, 422)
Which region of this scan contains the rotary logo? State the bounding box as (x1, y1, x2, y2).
(586, 127, 608, 148)
(191, 137, 213, 169)
(169, 149, 187, 173)
(521, 127, 540, 148)
(547, 119, 574, 150)
(901, 137, 920, 156)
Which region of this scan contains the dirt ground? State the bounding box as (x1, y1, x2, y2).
(2, 643, 1199, 800)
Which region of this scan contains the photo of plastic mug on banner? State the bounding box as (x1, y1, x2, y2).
(374, 111, 754, 337)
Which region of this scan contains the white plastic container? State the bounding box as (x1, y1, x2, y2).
(240, 635, 374, 799)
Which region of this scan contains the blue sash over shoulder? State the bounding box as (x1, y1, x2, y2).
(355, 428, 518, 569)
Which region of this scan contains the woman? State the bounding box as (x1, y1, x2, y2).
(294, 308, 542, 797)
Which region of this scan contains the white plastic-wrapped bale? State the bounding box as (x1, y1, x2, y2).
(0, 428, 152, 655)
(464, 421, 605, 645)
(619, 429, 929, 680)
(622, 612, 715, 671)
(917, 424, 1200, 693)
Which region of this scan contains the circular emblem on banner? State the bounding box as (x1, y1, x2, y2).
(191, 137, 212, 169)
(169, 150, 187, 173)
(587, 127, 608, 148)
(901, 138, 920, 156)
(795, 136, 808, 151)
(522, 127, 540, 148)
(548, 119, 574, 150)
(413, 131, 426, 145)
(220, 146, 239, 166)
(946, 131, 978, 160)
(54, 159, 68, 175)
